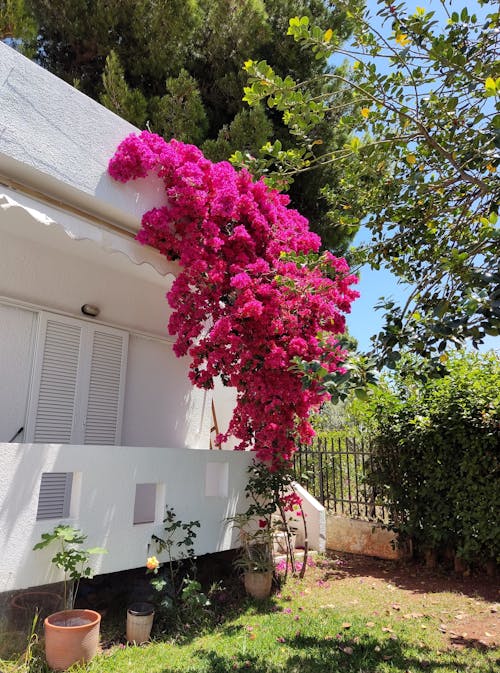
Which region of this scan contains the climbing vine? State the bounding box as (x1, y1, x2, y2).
(109, 132, 358, 468)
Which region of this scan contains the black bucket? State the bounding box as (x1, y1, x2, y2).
(127, 602, 154, 617)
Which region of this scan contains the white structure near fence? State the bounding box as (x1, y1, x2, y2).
(0, 43, 324, 596)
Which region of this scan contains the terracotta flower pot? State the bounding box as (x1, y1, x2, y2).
(126, 602, 154, 644)
(44, 609, 101, 670)
(244, 571, 273, 600)
(10, 590, 62, 629)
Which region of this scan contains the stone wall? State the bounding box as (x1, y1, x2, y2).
(326, 514, 401, 560)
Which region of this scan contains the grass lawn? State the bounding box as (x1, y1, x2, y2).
(2, 553, 498, 672)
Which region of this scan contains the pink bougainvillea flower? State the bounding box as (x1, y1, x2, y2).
(109, 132, 359, 470)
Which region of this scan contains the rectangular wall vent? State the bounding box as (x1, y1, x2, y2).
(205, 462, 229, 498)
(36, 472, 73, 520)
(133, 483, 157, 524)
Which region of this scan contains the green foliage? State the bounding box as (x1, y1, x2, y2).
(149, 69, 208, 145)
(241, 1, 500, 365)
(291, 352, 379, 404)
(149, 506, 209, 623)
(366, 351, 500, 564)
(4, 0, 364, 253)
(0, 0, 36, 52)
(33, 524, 106, 609)
(100, 50, 147, 128)
(202, 106, 273, 163)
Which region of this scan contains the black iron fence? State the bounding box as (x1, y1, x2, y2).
(293, 436, 387, 522)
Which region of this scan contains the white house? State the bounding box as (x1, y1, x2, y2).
(0, 44, 325, 599)
(0, 41, 259, 595)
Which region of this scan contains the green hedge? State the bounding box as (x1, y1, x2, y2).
(366, 352, 499, 565)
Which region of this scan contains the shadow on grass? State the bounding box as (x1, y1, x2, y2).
(321, 552, 498, 602)
(155, 631, 494, 673)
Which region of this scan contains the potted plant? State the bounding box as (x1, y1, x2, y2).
(33, 525, 106, 670)
(235, 540, 275, 600)
(228, 513, 275, 600)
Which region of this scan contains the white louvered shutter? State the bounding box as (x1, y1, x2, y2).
(26, 312, 128, 445)
(26, 317, 82, 443)
(83, 329, 128, 445)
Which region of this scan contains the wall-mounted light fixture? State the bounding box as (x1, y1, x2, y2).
(81, 304, 100, 317)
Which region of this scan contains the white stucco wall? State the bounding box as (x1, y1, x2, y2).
(0, 304, 36, 443)
(0, 198, 172, 336)
(0, 43, 159, 232)
(0, 206, 212, 449)
(0, 44, 234, 451)
(292, 483, 326, 553)
(0, 443, 253, 592)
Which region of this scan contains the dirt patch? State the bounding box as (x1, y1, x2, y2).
(320, 551, 499, 652)
(323, 551, 499, 602)
(442, 608, 499, 650)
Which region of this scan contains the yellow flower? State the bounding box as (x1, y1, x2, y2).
(146, 556, 159, 570)
(395, 33, 411, 47)
(486, 163, 496, 173)
(324, 28, 333, 42)
(406, 153, 417, 166)
(360, 107, 370, 118)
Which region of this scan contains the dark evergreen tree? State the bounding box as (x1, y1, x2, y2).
(4, 0, 362, 250)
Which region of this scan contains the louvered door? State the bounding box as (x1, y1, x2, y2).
(25, 312, 128, 445)
(83, 329, 128, 444)
(25, 316, 83, 443)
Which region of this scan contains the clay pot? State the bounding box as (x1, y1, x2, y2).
(44, 609, 101, 670)
(10, 591, 62, 629)
(243, 571, 273, 600)
(126, 602, 154, 644)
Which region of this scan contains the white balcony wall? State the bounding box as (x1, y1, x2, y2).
(0, 443, 253, 592)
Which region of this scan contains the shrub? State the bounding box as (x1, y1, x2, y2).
(367, 351, 499, 565)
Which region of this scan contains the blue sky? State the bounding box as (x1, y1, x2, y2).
(340, 1, 498, 354)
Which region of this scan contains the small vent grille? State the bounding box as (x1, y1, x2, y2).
(84, 331, 124, 445)
(36, 472, 73, 520)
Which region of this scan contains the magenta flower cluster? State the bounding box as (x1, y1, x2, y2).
(109, 132, 359, 468)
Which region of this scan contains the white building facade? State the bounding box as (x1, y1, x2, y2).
(0, 44, 325, 595)
(0, 43, 255, 593)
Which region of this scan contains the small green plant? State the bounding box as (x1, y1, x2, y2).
(233, 538, 274, 574)
(33, 525, 106, 609)
(147, 506, 210, 624)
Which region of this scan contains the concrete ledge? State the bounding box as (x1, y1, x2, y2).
(292, 483, 326, 553)
(326, 514, 400, 560)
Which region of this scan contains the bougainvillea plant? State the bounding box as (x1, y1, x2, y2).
(109, 131, 359, 469)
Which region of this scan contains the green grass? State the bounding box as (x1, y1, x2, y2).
(2, 555, 498, 673)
